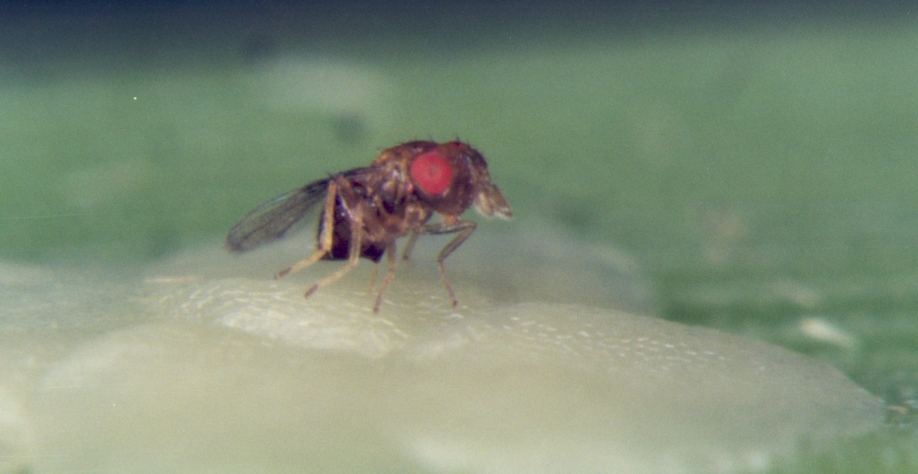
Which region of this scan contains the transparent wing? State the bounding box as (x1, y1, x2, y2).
(225, 178, 331, 252)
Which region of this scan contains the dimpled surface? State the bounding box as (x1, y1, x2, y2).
(0, 237, 884, 474)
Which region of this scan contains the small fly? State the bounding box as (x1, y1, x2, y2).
(226, 140, 512, 312)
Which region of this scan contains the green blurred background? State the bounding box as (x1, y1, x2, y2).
(2, 1, 918, 471)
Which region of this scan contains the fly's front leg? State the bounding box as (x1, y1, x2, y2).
(401, 204, 430, 261)
(401, 231, 420, 261)
(373, 241, 399, 313)
(367, 262, 379, 293)
(413, 218, 477, 307)
(275, 179, 340, 279)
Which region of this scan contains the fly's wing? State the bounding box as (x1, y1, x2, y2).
(225, 178, 331, 252)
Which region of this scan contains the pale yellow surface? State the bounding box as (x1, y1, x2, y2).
(0, 229, 883, 473)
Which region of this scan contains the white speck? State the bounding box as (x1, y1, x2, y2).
(799, 316, 860, 350)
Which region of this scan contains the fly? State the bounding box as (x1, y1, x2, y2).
(226, 140, 512, 312)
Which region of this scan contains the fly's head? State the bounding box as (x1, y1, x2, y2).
(404, 141, 512, 220)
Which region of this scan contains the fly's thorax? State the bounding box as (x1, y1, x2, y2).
(356, 158, 412, 215)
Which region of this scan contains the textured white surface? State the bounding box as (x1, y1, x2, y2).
(0, 236, 884, 473)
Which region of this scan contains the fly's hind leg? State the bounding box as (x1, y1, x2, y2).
(304, 176, 372, 298)
(273, 177, 365, 302)
(274, 179, 341, 280)
(304, 225, 362, 299)
(413, 218, 477, 307)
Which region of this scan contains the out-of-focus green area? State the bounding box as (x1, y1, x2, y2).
(2, 4, 918, 472)
(2, 18, 917, 273)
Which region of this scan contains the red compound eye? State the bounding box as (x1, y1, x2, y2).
(410, 152, 452, 195)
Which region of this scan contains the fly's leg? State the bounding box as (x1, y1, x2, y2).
(401, 231, 420, 261)
(413, 219, 476, 307)
(401, 203, 430, 261)
(303, 200, 364, 299)
(274, 179, 340, 279)
(367, 262, 379, 293)
(303, 222, 362, 298)
(372, 241, 399, 313)
(273, 176, 365, 302)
